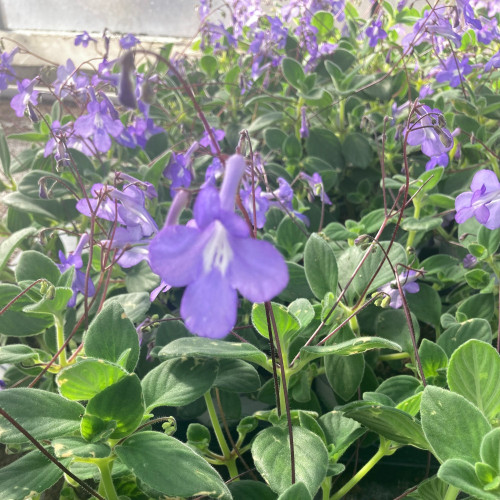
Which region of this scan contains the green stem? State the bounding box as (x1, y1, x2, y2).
(96, 459, 119, 500)
(406, 197, 421, 250)
(378, 352, 410, 361)
(321, 476, 332, 500)
(330, 441, 390, 500)
(203, 391, 239, 479)
(443, 485, 461, 500)
(54, 314, 67, 367)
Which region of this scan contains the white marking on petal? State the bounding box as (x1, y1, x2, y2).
(203, 220, 233, 275)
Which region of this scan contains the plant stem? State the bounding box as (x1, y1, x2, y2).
(443, 485, 460, 500)
(321, 476, 332, 500)
(96, 459, 119, 500)
(204, 391, 239, 479)
(378, 352, 410, 361)
(330, 442, 390, 500)
(54, 314, 67, 367)
(406, 196, 421, 250)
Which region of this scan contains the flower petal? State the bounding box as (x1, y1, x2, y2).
(181, 269, 237, 338)
(149, 225, 204, 286)
(485, 200, 500, 230)
(471, 170, 500, 193)
(228, 236, 288, 303)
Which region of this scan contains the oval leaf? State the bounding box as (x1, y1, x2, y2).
(304, 233, 338, 300)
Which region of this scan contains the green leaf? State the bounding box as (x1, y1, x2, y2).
(318, 410, 365, 461)
(56, 359, 128, 401)
(0, 125, 10, 177)
(252, 426, 328, 496)
(342, 133, 372, 168)
(323, 222, 357, 241)
(84, 301, 140, 372)
(465, 269, 492, 289)
(287, 298, 314, 329)
(411, 475, 450, 500)
(305, 128, 344, 168)
(102, 292, 150, 323)
(142, 358, 218, 412)
(303, 233, 338, 300)
(214, 359, 261, 393)
(376, 375, 421, 404)
(281, 57, 305, 89)
(438, 319, 492, 357)
(2, 192, 78, 221)
(324, 327, 364, 400)
(276, 216, 308, 258)
(0, 450, 66, 500)
(376, 309, 420, 355)
(401, 216, 443, 232)
(158, 336, 268, 366)
(405, 284, 441, 327)
(0, 344, 39, 364)
(252, 302, 300, 346)
(447, 340, 500, 422)
(52, 436, 111, 459)
(311, 10, 333, 39)
(0, 284, 53, 337)
(0, 388, 83, 444)
(125, 260, 159, 293)
(418, 339, 448, 379)
(283, 135, 302, 159)
(115, 431, 231, 499)
(248, 112, 285, 133)
(228, 480, 277, 500)
(23, 286, 73, 315)
(265, 128, 287, 150)
(18, 170, 69, 199)
(481, 428, 500, 472)
(438, 459, 499, 500)
(277, 481, 312, 500)
(200, 54, 218, 77)
(478, 226, 500, 256)
(145, 150, 171, 186)
(0, 227, 37, 273)
(15, 250, 61, 285)
(279, 262, 315, 302)
(301, 336, 401, 362)
(456, 294, 495, 321)
(421, 386, 491, 465)
(82, 374, 144, 440)
(342, 402, 428, 448)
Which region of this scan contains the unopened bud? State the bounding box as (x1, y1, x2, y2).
(38, 178, 48, 199)
(40, 280, 49, 294)
(380, 295, 392, 308)
(27, 102, 39, 123)
(45, 285, 56, 300)
(118, 51, 137, 109)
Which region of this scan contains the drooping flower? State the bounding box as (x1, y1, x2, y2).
(463, 254, 477, 268)
(149, 154, 289, 338)
(240, 184, 269, 229)
(425, 153, 449, 171)
(164, 142, 198, 195)
(300, 106, 309, 138)
(57, 233, 95, 307)
(435, 56, 472, 88)
(74, 31, 96, 48)
(484, 50, 500, 72)
(455, 169, 500, 230)
(366, 19, 388, 48)
(199, 128, 225, 154)
(10, 78, 39, 118)
(299, 172, 332, 205)
(405, 105, 453, 158)
(378, 270, 420, 309)
(120, 33, 140, 49)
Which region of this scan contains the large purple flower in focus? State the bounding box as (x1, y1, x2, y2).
(406, 105, 453, 158)
(378, 270, 420, 309)
(149, 154, 289, 338)
(455, 170, 500, 230)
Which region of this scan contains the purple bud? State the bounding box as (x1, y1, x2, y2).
(463, 254, 477, 269)
(118, 51, 137, 109)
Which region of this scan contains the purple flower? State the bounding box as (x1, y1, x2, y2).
(425, 153, 449, 171)
(366, 19, 388, 48)
(164, 142, 198, 196)
(455, 170, 500, 230)
(457, 0, 482, 30)
(199, 128, 225, 154)
(418, 85, 434, 99)
(149, 154, 289, 338)
(240, 184, 269, 229)
(261, 177, 309, 226)
(299, 172, 332, 205)
(484, 50, 500, 72)
(463, 254, 477, 268)
(57, 233, 95, 307)
(406, 105, 453, 158)
(54, 59, 89, 98)
(378, 270, 420, 309)
(205, 157, 224, 185)
(74, 31, 96, 48)
(475, 16, 500, 44)
(120, 34, 140, 49)
(300, 106, 309, 138)
(0, 48, 18, 91)
(435, 56, 472, 88)
(74, 99, 124, 153)
(10, 78, 39, 118)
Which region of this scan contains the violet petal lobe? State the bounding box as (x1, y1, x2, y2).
(181, 268, 238, 338)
